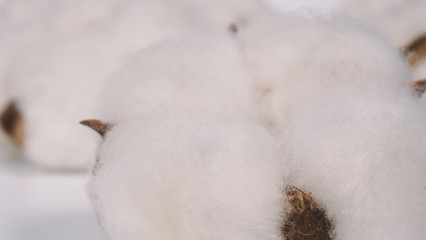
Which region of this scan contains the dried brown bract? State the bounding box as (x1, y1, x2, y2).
(282, 186, 334, 240)
(404, 35, 426, 66)
(410, 79, 426, 97)
(0, 101, 24, 146)
(80, 119, 112, 137)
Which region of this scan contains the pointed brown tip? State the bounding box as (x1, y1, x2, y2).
(229, 23, 238, 34)
(80, 119, 112, 137)
(410, 79, 426, 97)
(404, 35, 426, 66)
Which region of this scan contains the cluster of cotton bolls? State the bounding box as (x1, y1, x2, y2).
(0, 0, 262, 169)
(0, 0, 425, 240)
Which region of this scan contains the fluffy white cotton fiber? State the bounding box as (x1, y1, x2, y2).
(235, 13, 409, 129)
(0, 0, 125, 168)
(281, 81, 426, 240)
(233, 12, 426, 239)
(338, 0, 426, 48)
(0, 0, 121, 78)
(0, 0, 266, 169)
(262, 0, 343, 15)
(5, 34, 114, 169)
(87, 34, 287, 240)
(2, 0, 260, 169)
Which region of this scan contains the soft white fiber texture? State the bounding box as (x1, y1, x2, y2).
(281, 81, 426, 240)
(338, 0, 426, 48)
(0, 0, 124, 168)
(1, 0, 264, 169)
(235, 12, 426, 239)
(98, 33, 257, 121)
(5, 34, 115, 169)
(0, 0, 121, 79)
(262, 0, 343, 15)
(235, 13, 410, 129)
(88, 35, 287, 240)
(3, 0, 259, 169)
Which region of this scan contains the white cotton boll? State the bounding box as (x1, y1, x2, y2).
(236, 13, 410, 128)
(87, 35, 286, 240)
(89, 119, 285, 240)
(5, 34, 117, 169)
(2, 0, 197, 169)
(281, 81, 426, 239)
(99, 33, 256, 122)
(338, 0, 426, 48)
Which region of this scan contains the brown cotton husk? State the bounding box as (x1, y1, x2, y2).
(282, 186, 334, 240)
(0, 101, 24, 146)
(409, 79, 426, 97)
(404, 35, 426, 66)
(80, 119, 112, 137)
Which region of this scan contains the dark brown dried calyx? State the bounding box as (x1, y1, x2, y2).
(282, 186, 334, 240)
(80, 119, 112, 137)
(0, 101, 24, 146)
(410, 79, 426, 97)
(403, 35, 426, 66)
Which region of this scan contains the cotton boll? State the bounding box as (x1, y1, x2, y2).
(99, 33, 257, 122)
(4, 34, 117, 169)
(281, 81, 426, 239)
(235, 13, 410, 128)
(87, 35, 287, 240)
(89, 119, 286, 240)
(2, 0, 196, 169)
